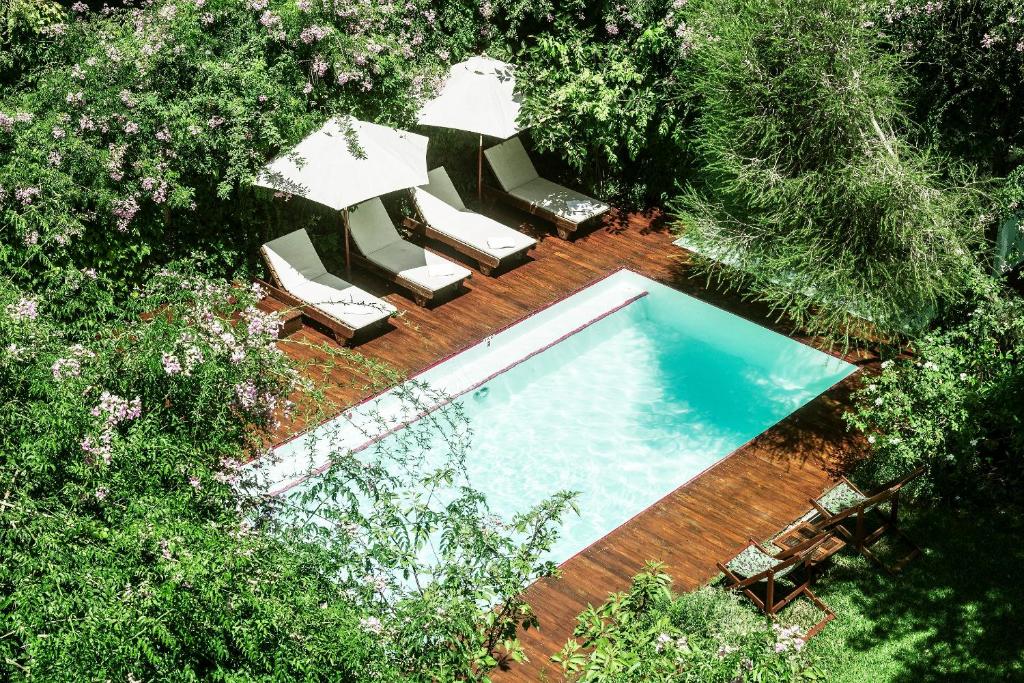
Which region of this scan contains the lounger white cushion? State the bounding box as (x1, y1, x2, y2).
(413, 168, 536, 260)
(262, 229, 395, 329)
(348, 198, 471, 293)
(507, 177, 609, 225)
(484, 137, 609, 226)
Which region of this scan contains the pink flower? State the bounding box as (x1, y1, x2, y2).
(7, 297, 38, 321)
(259, 10, 280, 28)
(48, 150, 62, 167)
(207, 115, 225, 128)
(95, 487, 109, 500)
(52, 126, 66, 139)
(23, 230, 38, 246)
(71, 2, 88, 12)
(162, 352, 182, 375)
(234, 380, 258, 409)
(156, 128, 172, 142)
(124, 121, 140, 134)
(359, 616, 383, 634)
(52, 357, 82, 380)
(81, 434, 112, 464)
(66, 92, 85, 106)
(300, 25, 331, 43)
(112, 197, 140, 232)
(201, 12, 214, 25)
(303, 82, 314, 95)
(15, 187, 40, 206)
(312, 55, 329, 77)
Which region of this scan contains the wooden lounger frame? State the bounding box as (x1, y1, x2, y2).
(402, 216, 531, 276)
(257, 253, 391, 346)
(481, 184, 599, 241)
(717, 534, 836, 639)
(809, 466, 926, 575)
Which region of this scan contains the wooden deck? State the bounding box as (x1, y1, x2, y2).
(259, 202, 874, 681)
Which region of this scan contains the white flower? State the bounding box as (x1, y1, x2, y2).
(359, 616, 383, 634)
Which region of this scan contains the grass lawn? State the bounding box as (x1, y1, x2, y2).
(799, 507, 1024, 682)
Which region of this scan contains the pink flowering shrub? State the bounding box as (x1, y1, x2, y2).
(0, 0, 485, 292)
(0, 264, 390, 680)
(877, 0, 1024, 175)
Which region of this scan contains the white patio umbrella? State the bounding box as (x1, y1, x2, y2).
(416, 55, 521, 199)
(254, 116, 428, 276)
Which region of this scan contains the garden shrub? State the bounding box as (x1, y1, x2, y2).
(668, 0, 990, 344)
(0, 0, 487, 299)
(0, 263, 576, 681)
(553, 563, 825, 682)
(877, 0, 1024, 177)
(517, 1, 690, 206)
(846, 282, 1024, 505)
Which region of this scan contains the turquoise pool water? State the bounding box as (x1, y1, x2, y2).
(349, 273, 856, 565)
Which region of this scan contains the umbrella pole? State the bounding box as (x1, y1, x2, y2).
(343, 208, 351, 280)
(477, 134, 483, 201)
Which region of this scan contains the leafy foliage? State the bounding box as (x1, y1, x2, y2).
(0, 0, 482, 296)
(878, 0, 1024, 175)
(668, 0, 990, 343)
(0, 264, 574, 681)
(846, 284, 1024, 504)
(553, 563, 825, 682)
(517, 1, 689, 206)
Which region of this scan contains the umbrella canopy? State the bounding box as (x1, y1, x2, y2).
(416, 56, 521, 139)
(254, 116, 429, 210)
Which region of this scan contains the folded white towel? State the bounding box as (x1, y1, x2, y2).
(486, 237, 516, 250)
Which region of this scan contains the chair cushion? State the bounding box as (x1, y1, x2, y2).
(484, 136, 539, 191)
(365, 240, 471, 292)
(816, 481, 868, 515)
(422, 167, 466, 210)
(412, 188, 536, 259)
(508, 178, 609, 225)
(348, 198, 402, 255)
(262, 229, 328, 290)
(292, 276, 395, 328)
(726, 544, 796, 581)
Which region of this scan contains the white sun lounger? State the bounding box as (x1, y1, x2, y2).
(483, 136, 610, 239)
(260, 229, 395, 344)
(410, 167, 536, 275)
(348, 198, 471, 306)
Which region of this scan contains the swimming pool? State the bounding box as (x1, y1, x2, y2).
(258, 270, 856, 565)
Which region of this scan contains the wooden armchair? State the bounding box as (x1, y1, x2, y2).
(809, 466, 926, 575)
(717, 532, 836, 639)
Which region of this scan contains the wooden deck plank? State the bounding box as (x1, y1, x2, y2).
(256, 202, 872, 681)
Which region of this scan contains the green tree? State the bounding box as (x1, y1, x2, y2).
(669, 0, 990, 344)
